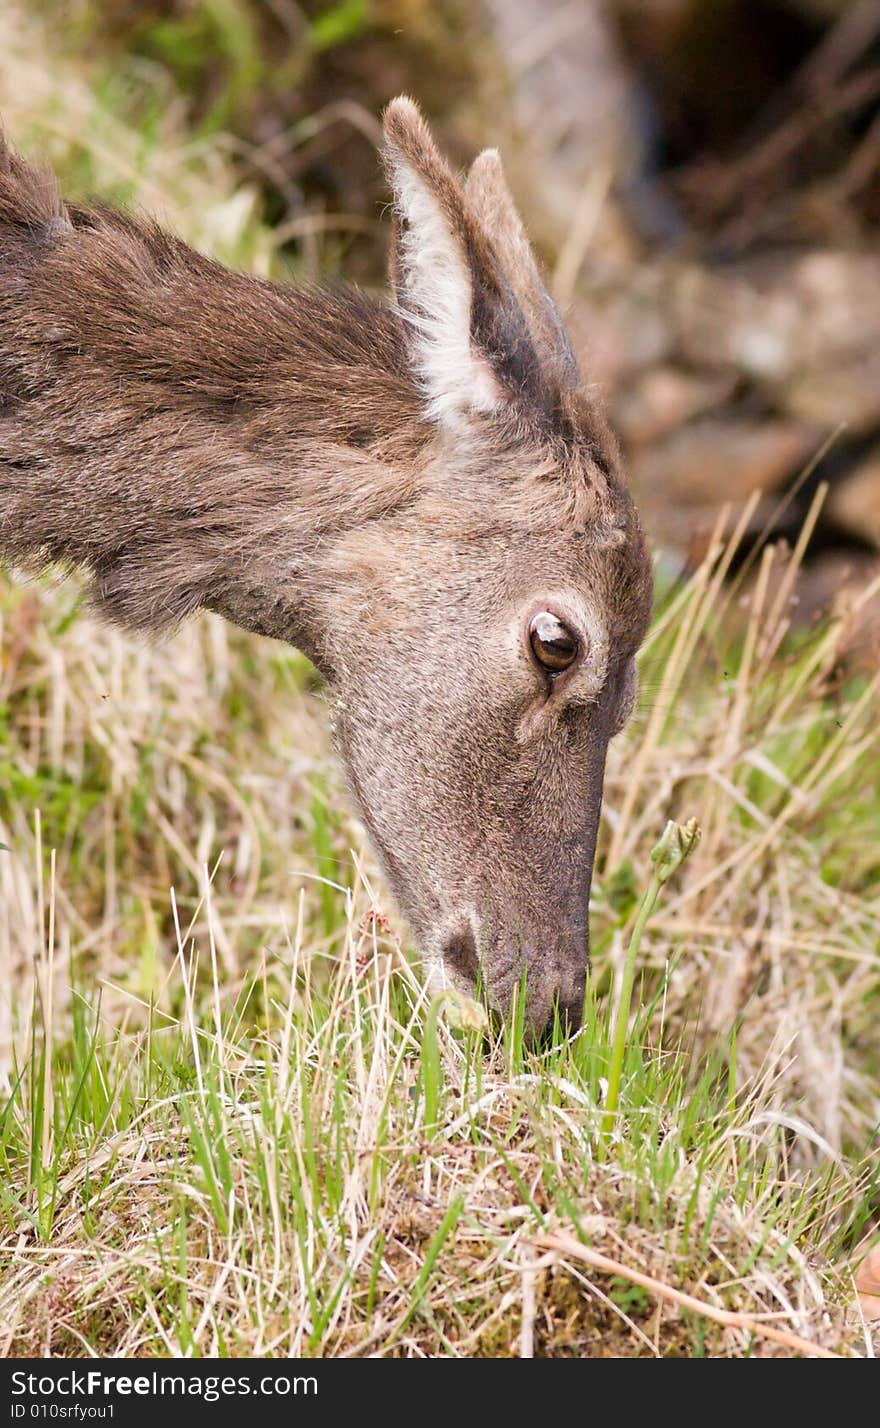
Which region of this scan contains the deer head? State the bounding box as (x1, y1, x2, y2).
(0, 99, 653, 1036)
(325, 101, 653, 1033)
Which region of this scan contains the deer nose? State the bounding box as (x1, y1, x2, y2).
(439, 919, 587, 1039)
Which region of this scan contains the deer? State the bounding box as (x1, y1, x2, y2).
(0, 98, 653, 1039)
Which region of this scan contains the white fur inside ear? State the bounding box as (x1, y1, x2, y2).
(391, 156, 502, 426)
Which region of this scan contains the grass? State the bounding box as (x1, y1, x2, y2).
(1, 3, 276, 271)
(1, 518, 878, 1357)
(1, 1, 879, 1359)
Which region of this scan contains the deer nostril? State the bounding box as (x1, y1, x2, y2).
(558, 995, 583, 1035)
(443, 924, 479, 982)
(537, 994, 583, 1045)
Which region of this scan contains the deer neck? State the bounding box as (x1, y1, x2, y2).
(1, 217, 425, 663)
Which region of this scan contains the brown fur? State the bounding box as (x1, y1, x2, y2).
(0, 99, 653, 1035)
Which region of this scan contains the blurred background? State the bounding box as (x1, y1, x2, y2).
(5, 0, 880, 655)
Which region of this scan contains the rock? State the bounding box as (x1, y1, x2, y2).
(671, 496, 781, 569)
(486, 0, 645, 226)
(793, 551, 880, 668)
(783, 355, 880, 434)
(631, 418, 821, 506)
(826, 448, 880, 546)
(668, 254, 880, 432)
(571, 271, 675, 389)
(793, 252, 880, 359)
(670, 263, 801, 378)
(613, 365, 737, 447)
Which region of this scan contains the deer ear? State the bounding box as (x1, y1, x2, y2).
(382, 96, 540, 427)
(464, 148, 579, 389)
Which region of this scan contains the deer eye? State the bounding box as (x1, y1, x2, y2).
(528, 611, 579, 674)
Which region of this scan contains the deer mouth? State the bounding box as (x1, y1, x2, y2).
(436, 911, 587, 1040)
